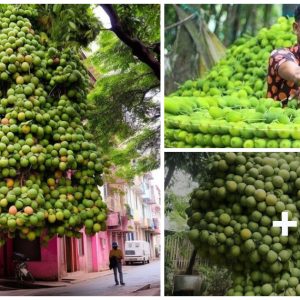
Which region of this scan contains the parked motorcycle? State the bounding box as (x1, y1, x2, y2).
(13, 252, 34, 283)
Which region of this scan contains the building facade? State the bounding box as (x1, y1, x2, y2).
(103, 170, 161, 260)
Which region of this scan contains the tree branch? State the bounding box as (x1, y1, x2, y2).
(100, 4, 160, 79)
(165, 12, 197, 31)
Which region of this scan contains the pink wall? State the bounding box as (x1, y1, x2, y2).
(78, 231, 110, 273)
(0, 237, 61, 281)
(27, 237, 59, 281)
(91, 231, 109, 271)
(78, 229, 88, 272)
(0, 231, 112, 280)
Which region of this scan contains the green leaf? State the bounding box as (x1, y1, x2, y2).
(53, 4, 62, 14)
(69, 21, 77, 30)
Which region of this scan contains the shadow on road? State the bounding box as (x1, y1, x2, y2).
(0, 279, 56, 290)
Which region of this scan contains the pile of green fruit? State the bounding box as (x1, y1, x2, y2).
(187, 152, 300, 296)
(0, 6, 107, 245)
(165, 17, 299, 148)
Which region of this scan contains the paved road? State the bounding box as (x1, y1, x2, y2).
(0, 260, 160, 296)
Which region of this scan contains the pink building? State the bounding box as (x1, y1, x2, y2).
(0, 230, 110, 280)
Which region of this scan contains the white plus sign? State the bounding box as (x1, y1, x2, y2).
(272, 211, 297, 236)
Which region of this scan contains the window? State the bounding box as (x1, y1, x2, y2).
(13, 235, 41, 261)
(78, 237, 84, 256)
(126, 232, 134, 241)
(145, 233, 150, 243)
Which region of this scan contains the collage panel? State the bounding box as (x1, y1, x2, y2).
(165, 4, 300, 149)
(165, 151, 300, 296)
(0, 3, 161, 297)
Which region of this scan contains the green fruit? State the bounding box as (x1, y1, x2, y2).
(219, 213, 231, 225)
(254, 189, 266, 201)
(226, 181, 237, 192)
(261, 284, 273, 296)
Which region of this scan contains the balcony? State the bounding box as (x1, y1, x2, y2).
(143, 197, 156, 205)
(124, 219, 135, 232)
(153, 218, 160, 229)
(154, 228, 160, 234)
(107, 212, 121, 227)
(145, 218, 160, 235)
(145, 218, 155, 231)
(107, 213, 135, 232)
(133, 185, 143, 195)
(151, 204, 161, 212)
(141, 218, 148, 229)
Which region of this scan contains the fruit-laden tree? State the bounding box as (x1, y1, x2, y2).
(188, 152, 300, 296)
(88, 4, 160, 181)
(0, 5, 107, 245)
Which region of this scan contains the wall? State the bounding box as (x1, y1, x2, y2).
(27, 237, 59, 280)
(92, 231, 109, 271)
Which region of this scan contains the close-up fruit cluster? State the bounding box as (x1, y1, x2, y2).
(187, 152, 300, 296)
(0, 6, 107, 245)
(164, 17, 300, 148)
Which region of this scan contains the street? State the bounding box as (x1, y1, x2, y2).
(0, 260, 160, 296)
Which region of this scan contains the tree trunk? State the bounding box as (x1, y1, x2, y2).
(224, 5, 235, 46)
(231, 5, 241, 44)
(250, 8, 257, 36)
(165, 163, 176, 189)
(186, 248, 197, 275)
(263, 4, 272, 27)
(100, 4, 160, 79)
(241, 5, 256, 36)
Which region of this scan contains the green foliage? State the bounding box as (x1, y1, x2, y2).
(165, 192, 188, 230)
(124, 203, 133, 219)
(165, 231, 189, 296)
(114, 4, 160, 45)
(87, 56, 159, 148)
(34, 4, 100, 49)
(105, 129, 159, 182)
(88, 4, 160, 180)
(165, 240, 176, 296)
(197, 264, 232, 296)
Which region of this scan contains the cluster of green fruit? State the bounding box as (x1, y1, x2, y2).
(187, 152, 300, 296)
(165, 96, 300, 148)
(165, 17, 299, 148)
(0, 6, 107, 245)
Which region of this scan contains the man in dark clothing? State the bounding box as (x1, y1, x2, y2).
(267, 6, 300, 104)
(109, 242, 125, 286)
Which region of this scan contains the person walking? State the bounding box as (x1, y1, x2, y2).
(109, 242, 125, 286)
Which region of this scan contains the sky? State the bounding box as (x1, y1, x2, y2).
(94, 6, 111, 29)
